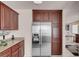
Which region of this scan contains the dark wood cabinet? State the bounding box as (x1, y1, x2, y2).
(18, 40, 24, 57)
(49, 11, 62, 55)
(19, 46, 24, 57)
(33, 10, 42, 22)
(0, 40, 24, 57)
(11, 40, 24, 57)
(0, 48, 11, 57)
(42, 11, 49, 22)
(33, 10, 49, 22)
(1, 4, 11, 30)
(75, 34, 79, 43)
(10, 10, 18, 30)
(0, 2, 18, 30)
(33, 10, 62, 55)
(12, 50, 19, 57)
(11, 42, 19, 57)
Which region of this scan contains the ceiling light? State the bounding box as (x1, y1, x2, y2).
(33, 1, 43, 4)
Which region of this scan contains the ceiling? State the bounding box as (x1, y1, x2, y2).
(2, 1, 77, 10)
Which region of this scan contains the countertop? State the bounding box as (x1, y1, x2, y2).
(0, 37, 24, 53)
(66, 42, 79, 46)
(66, 42, 79, 56)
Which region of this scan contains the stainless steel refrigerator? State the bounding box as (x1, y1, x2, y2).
(32, 22, 51, 57)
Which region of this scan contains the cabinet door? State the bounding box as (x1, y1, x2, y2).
(18, 40, 24, 57)
(19, 46, 24, 57)
(13, 12, 18, 29)
(12, 50, 19, 57)
(11, 43, 19, 57)
(75, 34, 79, 43)
(10, 10, 18, 30)
(1, 3, 18, 30)
(42, 11, 49, 22)
(33, 10, 49, 22)
(33, 10, 42, 22)
(0, 48, 11, 57)
(49, 11, 62, 55)
(1, 4, 11, 30)
(52, 41, 61, 55)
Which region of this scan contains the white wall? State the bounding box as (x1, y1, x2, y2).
(15, 9, 32, 57)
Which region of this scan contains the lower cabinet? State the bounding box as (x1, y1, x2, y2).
(12, 50, 19, 57)
(0, 48, 11, 57)
(0, 40, 24, 57)
(18, 40, 24, 57)
(52, 41, 62, 55)
(19, 46, 24, 57)
(11, 42, 19, 57)
(75, 34, 79, 43)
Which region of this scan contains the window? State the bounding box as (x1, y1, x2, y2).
(72, 25, 79, 34)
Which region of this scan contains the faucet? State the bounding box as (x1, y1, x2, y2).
(3, 35, 5, 40)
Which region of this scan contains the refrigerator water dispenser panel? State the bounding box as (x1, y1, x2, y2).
(32, 34, 39, 43)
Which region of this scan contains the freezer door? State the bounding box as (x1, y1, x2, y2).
(32, 22, 41, 56)
(40, 22, 51, 56)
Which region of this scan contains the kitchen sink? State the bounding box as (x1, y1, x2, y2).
(0, 40, 7, 46)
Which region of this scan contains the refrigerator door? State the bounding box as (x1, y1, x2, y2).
(40, 22, 51, 56)
(32, 22, 41, 56)
(32, 22, 51, 57)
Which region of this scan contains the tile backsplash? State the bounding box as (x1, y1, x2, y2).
(0, 31, 10, 40)
(0, 31, 10, 36)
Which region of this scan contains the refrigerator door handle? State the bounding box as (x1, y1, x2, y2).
(40, 32, 42, 45)
(39, 30, 41, 45)
(39, 35, 42, 45)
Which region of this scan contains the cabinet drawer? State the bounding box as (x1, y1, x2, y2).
(0, 48, 11, 57)
(11, 43, 19, 52)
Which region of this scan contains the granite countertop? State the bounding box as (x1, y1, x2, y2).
(0, 37, 24, 53)
(66, 42, 79, 56)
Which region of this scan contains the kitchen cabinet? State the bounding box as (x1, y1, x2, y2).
(33, 10, 62, 55)
(33, 10, 49, 22)
(0, 40, 24, 57)
(75, 34, 79, 43)
(10, 10, 18, 30)
(50, 11, 62, 55)
(33, 10, 42, 22)
(11, 42, 19, 57)
(19, 45, 24, 57)
(0, 2, 18, 30)
(1, 3, 11, 30)
(18, 40, 24, 57)
(11, 40, 24, 57)
(42, 11, 49, 22)
(0, 48, 11, 57)
(12, 50, 19, 57)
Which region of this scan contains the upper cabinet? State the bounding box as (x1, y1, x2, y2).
(10, 9, 18, 30)
(33, 10, 42, 22)
(33, 10, 49, 22)
(0, 2, 19, 30)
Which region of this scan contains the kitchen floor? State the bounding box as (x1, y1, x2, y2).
(52, 55, 62, 57)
